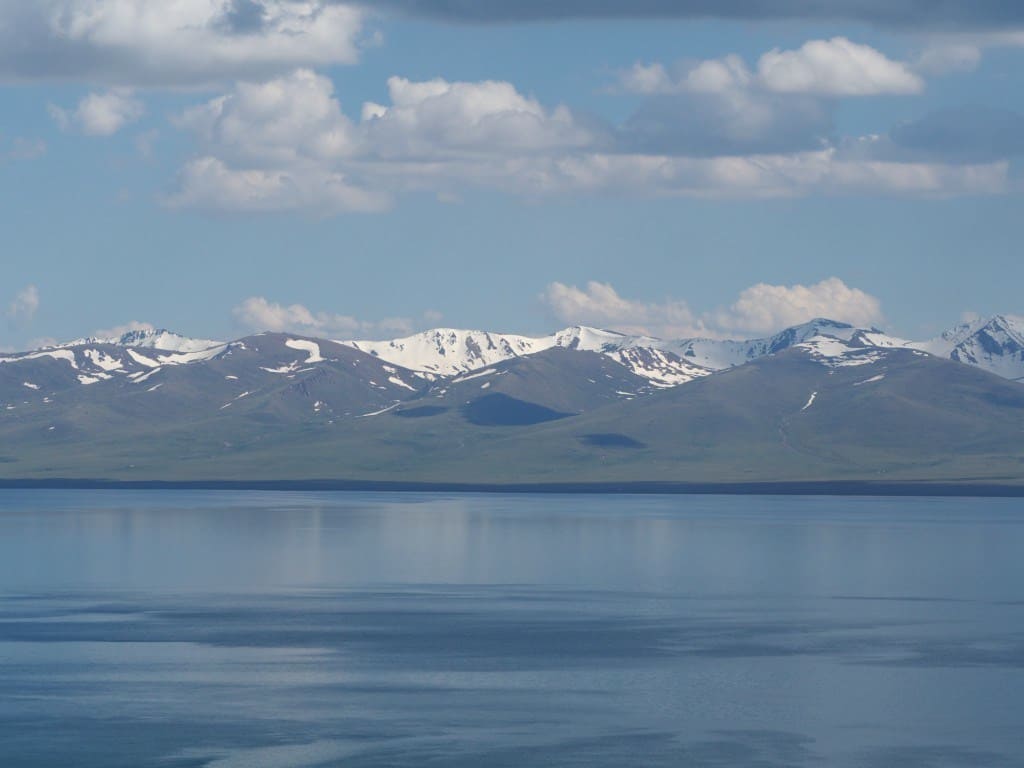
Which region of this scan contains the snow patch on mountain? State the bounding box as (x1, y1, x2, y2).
(605, 347, 711, 387)
(551, 326, 713, 386)
(452, 368, 498, 384)
(127, 349, 160, 368)
(0, 349, 79, 369)
(261, 363, 300, 375)
(796, 336, 888, 368)
(389, 376, 417, 391)
(155, 345, 230, 366)
(1, 335, 235, 389)
(285, 339, 324, 364)
(83, 349, 123, 372)
(130, 369, 161, 384)
(854, 374, 886, 386)
(359, 402, 402, 418)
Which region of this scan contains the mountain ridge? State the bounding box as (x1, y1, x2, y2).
(4, 314, 1024, 391)
(3, 340, 1021, 487)
(343, 315, 1023, 384)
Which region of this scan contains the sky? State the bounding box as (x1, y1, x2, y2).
(1, 1, 1022, 349)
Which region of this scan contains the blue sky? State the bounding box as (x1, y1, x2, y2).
(1, 1, 1022, 348)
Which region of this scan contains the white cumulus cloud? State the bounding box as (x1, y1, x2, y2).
(0, 0, 365, 87)
(171, 157, 388, 214)
(713, 277, 884, 335)
(758, 37, 924, 96)
(233, 296, 415, 338)
(176, 69, 359, 166)
(168, 66, 1009, 214)
(542, 281, 705, 338)
(621, 54, 753, 95)
(7, 284, 39, 325)
(50, 89, 145, 136)
(617, 62, 674, 95)
(621, 38, 923, 97)
(542, 277, 884, 339)
(362, 76, 595, 157)
(169, 71, 386, 213)
(533, 150, 1007, 200)
(171, 69, 594, 213)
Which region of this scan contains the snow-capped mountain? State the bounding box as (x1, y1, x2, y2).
(343, 326, 714, 387)
(60, 328, 224, 354)
(0, 333, 427, 424)
(0, 340, 231, 390)
(911, 315, 1024, 382)
(342, 329, 551, 377)
(1, 314, 1022, 413)
(547, 326, 714, 386)
(657, 319, 899, 371)
(342, 319, 909, 387)
(3, 315, 1024, 486)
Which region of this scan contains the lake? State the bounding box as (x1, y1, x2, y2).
(1, 491, 1023, 767)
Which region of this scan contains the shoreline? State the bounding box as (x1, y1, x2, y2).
(1, 479, 1023, 497)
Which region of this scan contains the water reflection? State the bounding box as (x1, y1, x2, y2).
(0, 491, 1023, 767)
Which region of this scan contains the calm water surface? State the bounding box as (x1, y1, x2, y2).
(1, 491, 1023, 767)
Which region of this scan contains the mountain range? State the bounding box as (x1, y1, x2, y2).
(1, 314, 1023, 489)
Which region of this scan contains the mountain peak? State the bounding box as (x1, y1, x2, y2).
(551, 325, 658, 351)
(802, 317, 852, 328)
(342, 327, 552, 375)
(110, 328, 173, 345)
(986, 314, 1024, 336)
(787, 318, 857, 336)
(54, 328, 225, 354)
(910, 314, 1024, 381)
